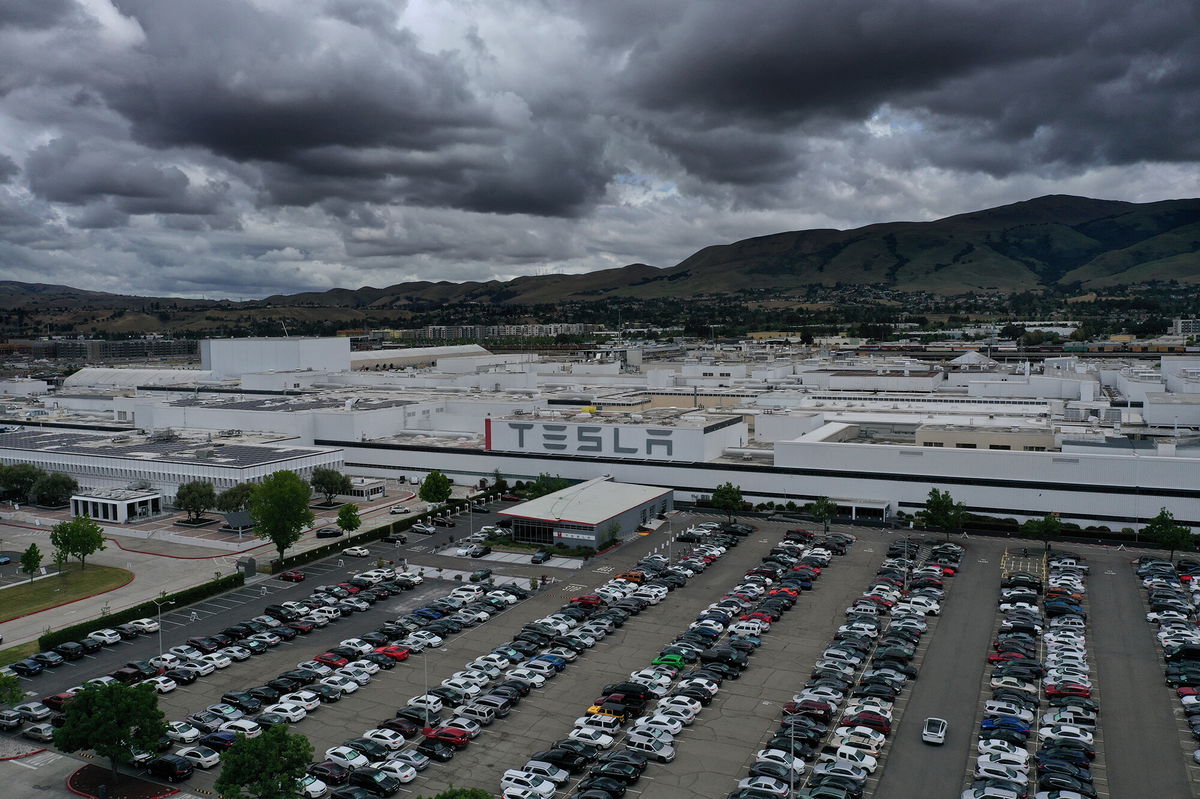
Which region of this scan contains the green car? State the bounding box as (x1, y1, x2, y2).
(650, 654, 686, 670)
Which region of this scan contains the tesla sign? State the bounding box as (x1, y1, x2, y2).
(487, 419, 676, 460)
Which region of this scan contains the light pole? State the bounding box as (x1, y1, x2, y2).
(153, 599, 173, 657)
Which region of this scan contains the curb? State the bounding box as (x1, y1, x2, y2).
(0, 747, 45, 761)
(67, 765, 180, 799)
(0, 570, 136, 625)
(104, 537, 271, 560)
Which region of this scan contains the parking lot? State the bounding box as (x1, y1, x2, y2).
(4, 518, 1198, 799)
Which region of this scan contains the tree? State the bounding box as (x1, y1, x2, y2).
(54, 682, 167, 782)
(249, 471, 315, 562)
(808, 496, 838, 534)
(0, 671, 23, 706)
(1021, 514, 1064, 553)
(214, 724, 313, 799)
(19, 542, 42, 583)
(419, 471, 453, 505)
(337, 504, 362, 534)
(523, 473, 569, 500)
(175, 480, 216, 522)
(217, 483, 257, 513)
(598, 521, 621, 549)
(918, 488, 968, 541)
(50, 516, 106, 570)
(711, 482, 744, 522)
(0, 463, 45, 503)
(492, 468, 508, 492)
(309, 467, 352, 505)
(30, 472, 77, 506)
(1144, 507, 1194, 562)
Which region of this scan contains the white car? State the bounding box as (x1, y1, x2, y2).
(183, 659, 216, 676)
(324, 746, 370, 770)
(500, 770, 557, 798)
(819, 746, 879, 773)
(177, 746, 221, 769)
(566, 726, 615, 748)
(440, 678, 483, 697)
(1038, 724, 1093, 745)
(655, 705, 695, 725)
(169, 644, 204, 660)
(505, 669, 547, 687)
(297, 660, 334, 677)
(373, 760, 418, 782)
(88, 629, 123, 646)
(221, 719, 262, 739)
(397, 570, 424, 584)
(264, 703, 308, 722)
(407, 631, 444, 648)
(144, 676, 178, 694)
(445, 717, 482, 738)
(978, 738, 1026, 758)
(974, 762, 1029, 786)
(337, 666, 372, 685)
(660, 695, 703, 715)
(412, 523, 437, 535)
(200, 653, 232, 670)
(518, 660, 558, 679)
(166, 721, 201, 744)
(348, 659, 381, 675)
(407, 694, 444, 713)
(736, 776, 791, 796)
(344, 546, 370, 557)
(127, 617, 161, 633)
(755, 748, 807, 775)
(222, 646, 253, 662)
(281, 691, 322, 711)
(149, 653, 182, 670)
(361, 728, 407, 750)
(487, 591, 518, 606)
(86, 676, 118, 688)
(632, 714, 684, 736)
(321, 675, 359, 694)
(340, 638, 374, 655)
(977, 751, 1030, 771)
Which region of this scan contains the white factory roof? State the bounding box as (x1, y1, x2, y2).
(499, 477, 671, 526)
(63, 367, 221, 388)
(350, 345, 490, 368)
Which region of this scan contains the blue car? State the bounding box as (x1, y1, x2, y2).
(981, 716, 1031, 734)
(413, 608, 444, 620)
(200, 731, 238, 751)
(729, 634, 763, 648)
(531, 654, 567, 672)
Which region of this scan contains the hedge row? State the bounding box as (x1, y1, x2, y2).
(269, 487, 507, 573)
(38, 573, 245, 651)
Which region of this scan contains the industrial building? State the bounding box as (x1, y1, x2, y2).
(499, 477, 673, 547)
(2, 336, 1198, 531)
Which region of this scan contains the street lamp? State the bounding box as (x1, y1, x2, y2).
(152, 599, 174, 657)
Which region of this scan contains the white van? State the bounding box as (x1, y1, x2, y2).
(625, 737, 676, 763)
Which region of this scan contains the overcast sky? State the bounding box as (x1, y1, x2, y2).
(1, 0, 1197, 299)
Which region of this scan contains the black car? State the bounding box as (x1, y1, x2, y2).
(53, 642, 86, 661)
(552, 739, 600, 762)
(346, 767, 401, 797)
(11, 659, 44, 677)
(415, 740, 455, 762)
(395, 707, 442, 726)
(576, 775, 627, 797)
(253, 712, 290, 729)
(596, 750, 648, 771)
(381, 533, 408, 544)
(278, 669, 319, 686)
(532, 749, 591, 774)
(114, 624, 142, 640)
(532, 550, 553, 564)
(588, 761, 641, 785)
(248, 684, 284, 703)
(331, 789, 376, 799)
(146, 754, 194, 783)
(344, 737, 390, 761)
(222, 691, 263, 714)
(315, 527, 344, 538)
(1036, 772, 1097, 797)
(31, 651, 65, 668)
(309, 683, 344, 703)
(380, 717, 421, 737)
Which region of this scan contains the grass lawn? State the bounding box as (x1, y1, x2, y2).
(0, 564, 134, 624)
(0, 640, 38, 665)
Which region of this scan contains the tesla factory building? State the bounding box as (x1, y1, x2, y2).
(499, 477, 673, 549)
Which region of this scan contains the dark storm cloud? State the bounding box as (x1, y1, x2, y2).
(0, 0, 1196, 298)
(0, 0, 77, 30)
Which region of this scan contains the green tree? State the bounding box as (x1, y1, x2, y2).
(50, 516, 106, 570)
(598, 521, 621, 549)
(1144, 507, 1194, 562)
(54, 682, 167, 782)
(419, 471, 453, 505)
(249, 471, 316, 562)
(918, 488, 968, 541)
(0, 463, 45, 502)
(19, 542, 42, 583)
(175, 480, 216, 522)
(491, 469, 508, 492)
(1021, 513, 1064, 553)
(309, 467, 352, 505)
(711, 482, 744, 521)
(30, 472, 78, 506)
(217, 483, 257, 513)
(523, 473, 569, 500)
(337, 504, 362, 534)
(214, 724, 313, 799)
(0, 671, 23, 706)
(808, 496, 838, 534)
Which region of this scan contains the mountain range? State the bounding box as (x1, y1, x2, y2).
(1, 195, 1197, 324)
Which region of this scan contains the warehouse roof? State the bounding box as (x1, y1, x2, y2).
(499, 477, 671, 526)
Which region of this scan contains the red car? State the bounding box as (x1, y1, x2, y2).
(336, 583, 361, 594)
(569, 595, 605, 607)
(501, 493, 522, 501)
(278, 570, 306, 582)
(783, 699, 833, 721)
(374, 646, 411, 662)
(988, 651, 1032, 663)
(843, 711, 891, 734)
(422, 726, 471, 748)
(42, 693, 76, 712)
(1045, 682, 1091, 698)
(286, 620, 315, 634)
(314, 652, 349, 668)
(1178, 687, 1200, 697)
